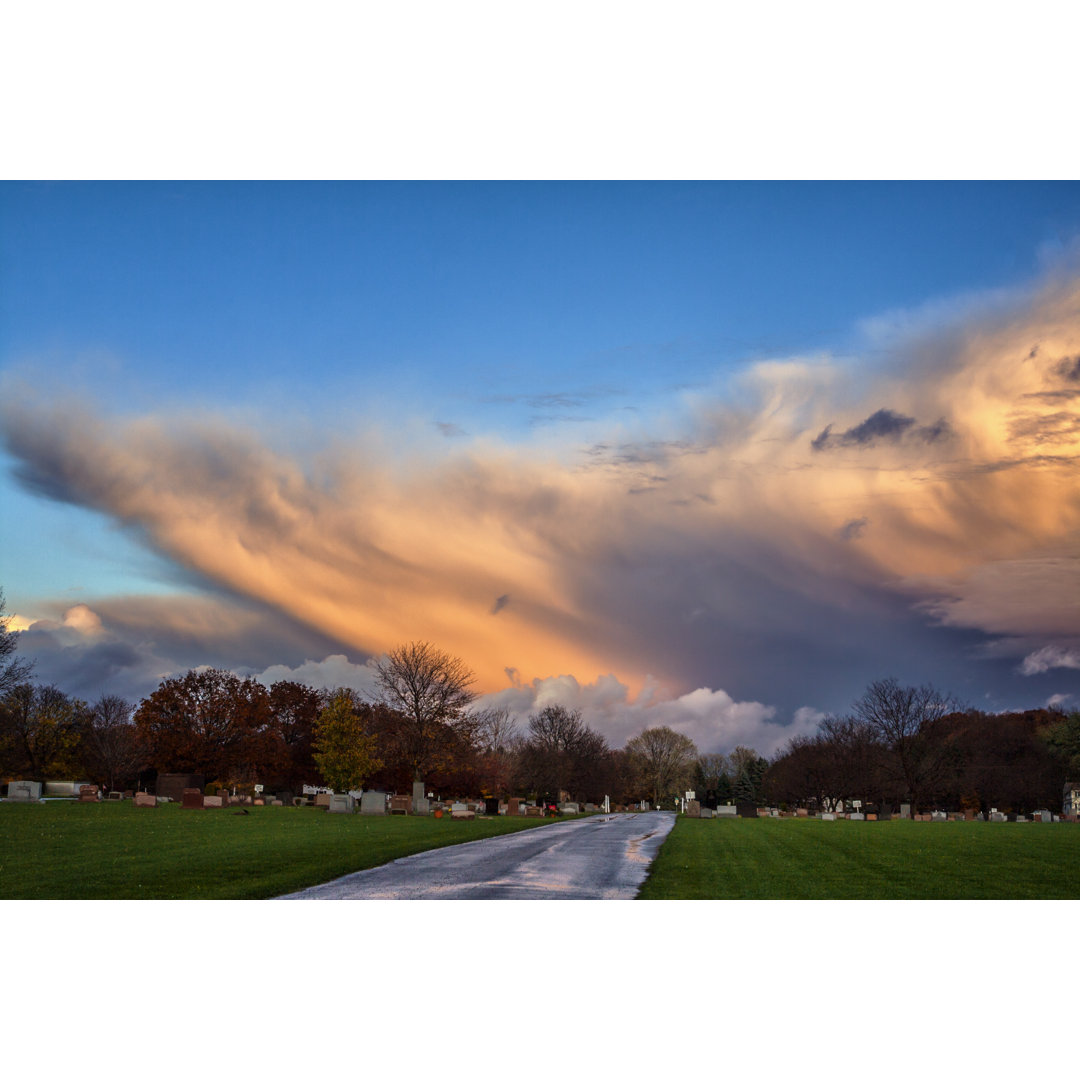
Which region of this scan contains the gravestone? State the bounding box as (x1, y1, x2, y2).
(107, 791, 124, 800)
(79, 785, 99, 802)
(44, 781, 77, 798)
(157, 773, 205, 803)
(412, 781, 426, 814)
(390, 795, 411, 814)
(975, 812, 985, 821)
(717, 805, 737, 817)
(899, 803, 911, 819)
(203, 795, 223, 808)
(484, 797, 500, 816)
(795, 808, 809, 817)
(931, 811, 948, 821)
(584, 803, 598, 812)
(685, 800, 701, 818)
(525, 806, 543, 816)
(506, 797, 522, 816)
(134, 792, 157, 808)
(561, 802, 580, 815)
(181, 788, 204, 809)
(1015, 814, 1028, 822)
(849, 812, 865, 820)
(1039, 810, 1053, 823)
(878, 810, 892, 820)
(990, 811, 1007, 822)
(452, 809, 476, 819)
(328, 794, 354, 814)
(314, 793, 332, 808)
(866, 813, 877, 821)
(7, 780, 42, 801)
(277, 791, 293, 807)
(821, 812, 836, 821)
(451, 802, 468, 813)
(360, 791, 387, 815)
(736, 804, 757, 819)
(700, 806, 713, 819)
(414, 797, 431, 815)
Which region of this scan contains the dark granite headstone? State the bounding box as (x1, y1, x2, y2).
(157, 773, 206, 802)
(736, 803, 758, 818)
(484, 797, 500, 816)
(181, 788, 204, 809)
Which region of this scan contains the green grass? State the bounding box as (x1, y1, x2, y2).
(0, 801, 559, 899)
(638, 816, 1080, 899)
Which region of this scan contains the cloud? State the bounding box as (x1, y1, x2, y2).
(811, 408, 950, 451)
(254, 654, 382, 695)
(1020, 644, 1080, 676)
(3, 272, 1080, 719)
(14, 593, 362, 703)
(474, 672, 818, 755)
(435, 421, 468, 438)
(838, 517, 869, 541)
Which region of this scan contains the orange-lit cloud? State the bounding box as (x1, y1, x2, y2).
(3, 273, 1080, 729)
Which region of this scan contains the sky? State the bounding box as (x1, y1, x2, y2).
(3, 180, 1080, 754)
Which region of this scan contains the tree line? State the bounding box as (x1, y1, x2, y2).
(4, 591, 1076, 810)
(763, 678, 1080, 815)
(2, 613, 754, 803)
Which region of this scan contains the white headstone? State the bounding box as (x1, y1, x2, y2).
(328, 793, 354, 813)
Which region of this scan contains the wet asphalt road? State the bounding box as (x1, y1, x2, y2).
(276, 811, 676, 899)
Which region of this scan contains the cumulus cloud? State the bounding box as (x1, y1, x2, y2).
(1020, 644, 1080, 676)
(3, 272, 1080, 722)
(474, 672, 818, 755)
(13, 593, 362, 703)
(254, 654, 382, 695)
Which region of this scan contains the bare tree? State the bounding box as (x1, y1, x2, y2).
(374, 641, 477, 784)
(0, 588, 34, 696)
(852, 678, 959, 814)
(515, 705, 609, 800)
(469, 706, 521, 755)
(624, 725, 698, 807)
(83, 694, 148, 790)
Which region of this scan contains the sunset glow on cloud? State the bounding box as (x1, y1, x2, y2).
(3, 182, 1080, 751)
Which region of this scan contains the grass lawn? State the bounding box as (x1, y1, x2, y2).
(0, 800, 559, 899)
(638, 816, 1080, 899)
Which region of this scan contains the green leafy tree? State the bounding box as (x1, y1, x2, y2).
(313, 690, 383, 793)
(1, 683, 86, 778)
(1042, 710, 1080, 777)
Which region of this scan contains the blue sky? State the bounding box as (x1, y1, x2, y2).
(4, 181, 1080, 750)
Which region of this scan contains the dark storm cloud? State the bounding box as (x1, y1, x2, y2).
(812, 408, 951, 451)
(838, 517, 869, 541)
(435, 421, 468, 438)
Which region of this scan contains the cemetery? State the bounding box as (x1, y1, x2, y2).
(2, 779, 1080, 898)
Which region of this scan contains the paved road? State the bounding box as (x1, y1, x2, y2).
(276, 811, 676, 899)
